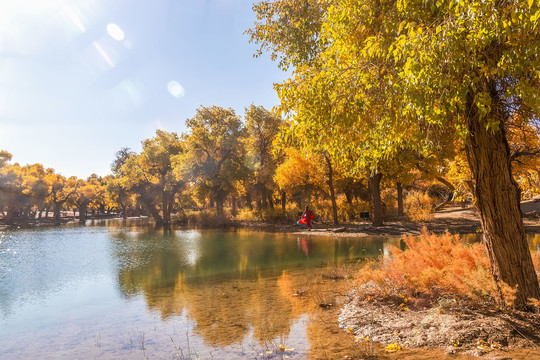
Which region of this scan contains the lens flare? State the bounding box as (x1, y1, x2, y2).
(63, 6, 86, 33)
(92, 41, 115, 68)
(167, 81, 185, 98)
(106, 23, 124, 41)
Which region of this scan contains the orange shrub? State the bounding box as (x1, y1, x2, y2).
(358, 229, 518, 305)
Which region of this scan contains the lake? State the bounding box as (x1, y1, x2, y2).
(0, 220, 400, 359)
(2, 222, 539, 359)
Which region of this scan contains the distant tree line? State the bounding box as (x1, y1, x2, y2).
(1, 105, 538, 229)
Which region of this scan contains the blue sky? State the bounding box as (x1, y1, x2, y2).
(0, 0, 285, 178)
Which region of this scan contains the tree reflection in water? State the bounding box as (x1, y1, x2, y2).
(110, 228, 395, 350)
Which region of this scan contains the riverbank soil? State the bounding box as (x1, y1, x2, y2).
(301, 269, 540, 359)
(279, 198, 540, 237)
(338, 291, 540, 359)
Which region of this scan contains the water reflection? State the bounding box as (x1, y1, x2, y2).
(110, 228, 393, 347)
(110, 229, 390, 283)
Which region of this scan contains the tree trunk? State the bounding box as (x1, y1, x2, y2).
(5, 205, 15, 225)
(167, 197, 175, 223)
(78, 203, 87, 223)
(161, 191, 169, 226)
(261, 185, 268, 209)
(267, 191, 274, 210)
(465, 89, 540, 308)
(281, 191, 286, 211)
(53, 202, 62, 225)
(345, 189, 353, 205)
(161, 174, 169, 226)
(141, 198, 162, 223)
(536, 170, 540, 193)
(368, 171, 383, 226)
(246, 192, 253, 211)
(324, 154, 339, 225)
(397, 182, 404, 216)
(216, 190, 225, 220)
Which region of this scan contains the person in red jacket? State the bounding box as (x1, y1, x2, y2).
(297, 206, 315, 231)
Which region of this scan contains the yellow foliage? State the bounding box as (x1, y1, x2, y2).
(385, 343, 402, 352)
(404, 190, 433, 222)
(274, 147, 325, 196)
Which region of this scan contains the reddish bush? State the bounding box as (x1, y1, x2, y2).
(357, 228, 527, 306)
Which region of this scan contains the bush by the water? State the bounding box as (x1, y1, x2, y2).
(357, 229, 539, 307)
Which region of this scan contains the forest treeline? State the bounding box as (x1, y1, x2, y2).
(0, 103, 538, 227)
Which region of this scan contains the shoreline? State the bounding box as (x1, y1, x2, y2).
(2, 204, 539, 236)
(1, 199, 539, 236)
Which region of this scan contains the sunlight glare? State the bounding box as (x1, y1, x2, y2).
(167, 80, 185, 98)
(106, 23, 124, 41)
(92, 41, 115, 68)
(63, 5, 86, 33)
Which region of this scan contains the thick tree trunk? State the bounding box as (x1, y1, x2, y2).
(5, 205, 15, 225)
(324, 154, 339, 225)
(344, 189, 355, 221)
(465, 90, 540, 308)
(246, 192, 253, 211)
(215, 190, 226, 220)
(161, 191, 169, 226)
(281, 191, 286, 211)
(78, 203, 87, 223)
(141, 198, 162, 223)
(53, 202, 62, 225)
(267, 191, 274, 210)
(345, 189, 353, 205)
(368, 171, 383, 226)
(397, 182, 404, 216)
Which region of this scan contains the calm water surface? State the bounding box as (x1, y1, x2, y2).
(0, 221, 399, 359)
(2, 222, 539, 359)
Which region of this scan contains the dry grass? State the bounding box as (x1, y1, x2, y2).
(184, 209, 222, 226)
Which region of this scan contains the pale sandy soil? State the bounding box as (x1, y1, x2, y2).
(338, 289, 540, 359)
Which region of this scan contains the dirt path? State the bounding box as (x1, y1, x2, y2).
(237, 199, 540, 238)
